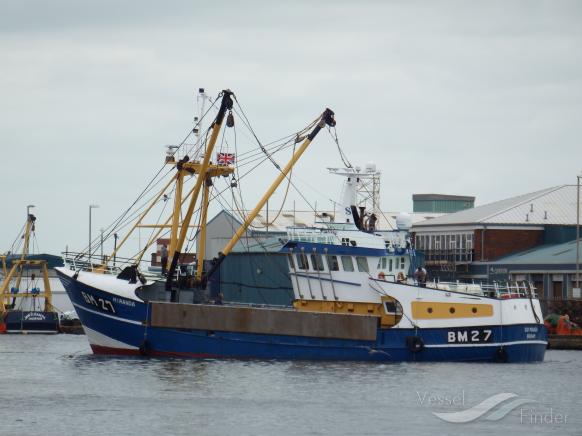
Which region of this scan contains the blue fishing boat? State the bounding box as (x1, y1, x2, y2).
(56, 89, 546, 362)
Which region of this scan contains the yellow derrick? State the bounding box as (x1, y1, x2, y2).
(0, 212, 54, 314)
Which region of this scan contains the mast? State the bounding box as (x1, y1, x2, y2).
(15, 206, 35, 291)
(202, 108, 336, 285)
(21, 205, 35, 260)
(165, 90, 235, 299)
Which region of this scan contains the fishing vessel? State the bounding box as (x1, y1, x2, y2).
(1, 207, 59, 333)
(56, 89, 546, 362)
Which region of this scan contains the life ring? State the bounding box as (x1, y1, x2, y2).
(406, 336, 425, 353)
(378, 271, 386, 280)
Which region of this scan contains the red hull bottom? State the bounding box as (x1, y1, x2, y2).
(90, 343, 218, 359)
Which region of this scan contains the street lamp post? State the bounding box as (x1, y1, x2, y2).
(575, 175, 581, 299)
(113, 233, 118, 267)
(100, 228, 104, 261)
(89, 204, 99, 265)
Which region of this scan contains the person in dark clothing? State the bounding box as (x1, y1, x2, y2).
(161, 245, 168, 276)
(414, 266, 427, 287)
(368, 214, 377, 232)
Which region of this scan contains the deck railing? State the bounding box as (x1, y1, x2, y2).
(61, 251, 148, 274)
(424, 280, 538, 299)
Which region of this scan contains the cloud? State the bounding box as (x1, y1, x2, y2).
(1, 0, 581, 253)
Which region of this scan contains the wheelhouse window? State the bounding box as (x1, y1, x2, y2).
(310, 254, 324, 271)
(384, 300, 403, 316)
(326, 255, 339, 271)
(400, 257, 405, 269)
(377, 257, 387, 269)
(356, 256, 369, 273)
(296, 253, 309, 270)
(389, 258, 393, 272)
(341, 256, 354, 272)
(287, 254, 295, 269)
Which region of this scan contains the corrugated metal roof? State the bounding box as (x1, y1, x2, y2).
(413, 185, 579, 227)
(214, 209, 443, 233)
(491, 239, 582, 265)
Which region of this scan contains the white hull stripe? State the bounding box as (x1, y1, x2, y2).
(426, 340, 548, 348)
(72, 302, 143, 325)
(84, 326, 138, 350)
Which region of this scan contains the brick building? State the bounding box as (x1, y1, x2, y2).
(411, 185, 579, 285)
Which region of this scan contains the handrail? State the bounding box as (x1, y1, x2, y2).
(61, 251, 150, 274)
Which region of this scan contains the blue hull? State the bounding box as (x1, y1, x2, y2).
(57, 271, 547, 363)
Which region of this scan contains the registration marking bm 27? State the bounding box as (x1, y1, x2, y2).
(81, 291, 116, 314)
(447, 328, 492, 344)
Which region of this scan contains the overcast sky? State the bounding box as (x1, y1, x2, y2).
(1, 0, 581, 255)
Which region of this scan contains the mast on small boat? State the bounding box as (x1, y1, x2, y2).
(0, 207, 54, 317)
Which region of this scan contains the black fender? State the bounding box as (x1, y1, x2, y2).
(406, 336, 425, 353)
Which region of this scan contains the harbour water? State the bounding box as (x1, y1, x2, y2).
(0, 335, 579, 435)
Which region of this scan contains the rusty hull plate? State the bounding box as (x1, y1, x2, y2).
(150, 302, 378, 341)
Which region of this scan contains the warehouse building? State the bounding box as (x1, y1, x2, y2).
(199, 209, 441, 261)
(487, 239, 581, 300)
(411, 185, 580, 298)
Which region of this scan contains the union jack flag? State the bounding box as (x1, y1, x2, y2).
(217, 152, 235, 165)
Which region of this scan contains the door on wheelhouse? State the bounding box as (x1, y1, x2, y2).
(551, 280, 563, 300)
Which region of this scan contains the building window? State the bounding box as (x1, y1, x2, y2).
(356, 256, 369, 273)
(326, 255, 339, 271)
(310, 254, 324, 271)
(341, 256, 354, 272)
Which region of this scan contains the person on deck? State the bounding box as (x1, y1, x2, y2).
(414, 266, 427, 287)
(161, 245, 168, 276)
